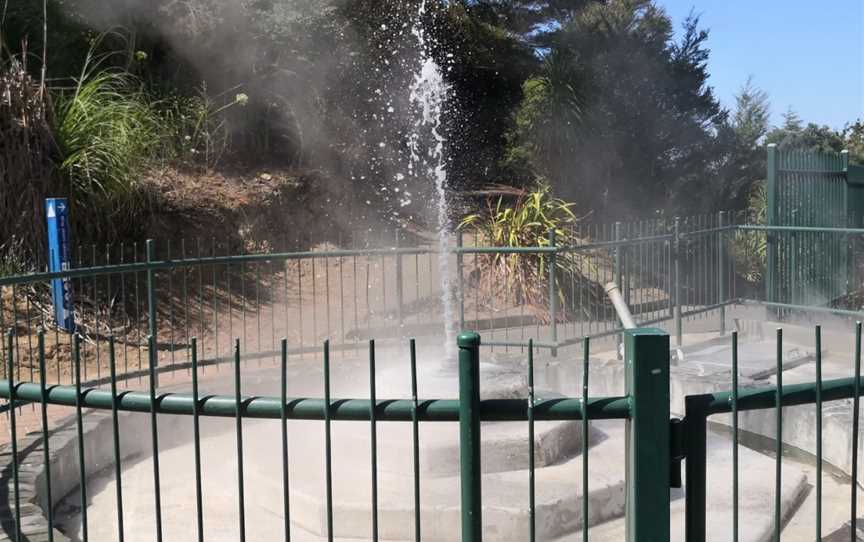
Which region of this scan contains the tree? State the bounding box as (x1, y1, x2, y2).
(505, 1, 729, 216)
(766, 110, 845, 154)
(843, 120, 864, 164)
(715, 78, 770, 209)
(733, 77, 770, 150)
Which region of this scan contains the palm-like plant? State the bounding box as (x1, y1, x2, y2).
(459, 184, 602, 322)
(731, 181, 767, 283)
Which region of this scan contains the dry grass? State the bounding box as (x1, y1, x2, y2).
(0, 59, 55, 269)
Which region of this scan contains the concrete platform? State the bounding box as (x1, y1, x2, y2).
(60, 418, 624, 542)
(551, 432, 810, 542)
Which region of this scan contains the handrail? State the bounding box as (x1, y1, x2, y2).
(691, 374, 864, 417)
(0, 381, 630, 421)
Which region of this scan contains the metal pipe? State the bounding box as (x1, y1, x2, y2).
(605, 282, 637, 330)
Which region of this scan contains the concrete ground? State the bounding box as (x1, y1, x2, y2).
(58, 421, 814, 542)
(33, 306, 864, 540)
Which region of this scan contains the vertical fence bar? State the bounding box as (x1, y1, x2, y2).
(234, 339, 247, 542)
(91, 245, 99, 383)
(548, 229, 558, 357)
(395, 232, 404, 330)
(458, 332, 482, 542)
(457, 231, 465, 331)
(815, 326, 822, 540)
(673, 218, 682, 346)
(842, 150, 851, 296)
(410, 339, 421, 542)
(614, 221, 623, 288)
(7, 330, 21, 542)
(852, 321, 862, 539)
(582, 336, 590, 540)
(281, 339, 291, 542)
(527, 339, 536, 542)
(766, 145, 778, 306)
(0, 297, 6, 381)
(146, 240, 158, 388)
(74, 334, 88, 542)
(38, 331, 55, 542)
(718, 211, 727, 335)
(624, 328, 670, 542)
(323, 340, 334, 542)
(108, 337, 123, 542)
(167, 241, 175, 372)
(684, 399, 709, 542)
(731, 331, 739, 542)
(148, 334, 163, 542)
(369, 340, 379, 542)
(614, 222, 623, 354)
(774, 328, 782, 542)
(191, 338, 204, 542)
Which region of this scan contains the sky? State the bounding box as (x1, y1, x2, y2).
(660, 0, 864, 130)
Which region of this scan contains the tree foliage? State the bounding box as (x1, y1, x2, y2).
(766, 110, 847, 154)
(505, 1, 729, 216)
(1, 0, 861, 241)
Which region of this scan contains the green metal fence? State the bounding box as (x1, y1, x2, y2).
(0, 212, 738, 394)
(766, 145, 862, 309)
(0, 328, 675, 542)
(683, 324, 864, 542)
(4, 320, 864, 540)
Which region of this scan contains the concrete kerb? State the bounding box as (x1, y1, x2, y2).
(0, 407, 194, 542)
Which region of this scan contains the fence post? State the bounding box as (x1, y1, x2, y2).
(718, 211, 726, 336)
(395, 230, 404, 329)
(458, 332, 482, 542)
(625, 328, 670, 542)
(842, 149, 851, 294)
(457, 230, 465, 331)
(614, 221, 623, 288)
(614, 222, 624, 353)
(766, 144, 778, 307)
(683, 395, 711, 542)
(548, 229, 558, 357)
(673, 218, 682, 346)
(146, 239, 158, 388)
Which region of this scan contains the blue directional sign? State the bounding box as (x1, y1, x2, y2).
(46, 198, 75, 332)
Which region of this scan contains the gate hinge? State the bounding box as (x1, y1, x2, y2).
(669, 418, 685, 488)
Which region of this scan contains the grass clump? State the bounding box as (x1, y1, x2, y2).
(53, 53, 164, 236)
(160, 85, 248, 169)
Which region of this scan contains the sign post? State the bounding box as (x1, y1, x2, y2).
(46, 198, 75, 332)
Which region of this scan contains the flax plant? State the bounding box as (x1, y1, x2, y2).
(459, 184, 602, 322)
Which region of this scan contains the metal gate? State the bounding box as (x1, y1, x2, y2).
(766, 145, 857, 308)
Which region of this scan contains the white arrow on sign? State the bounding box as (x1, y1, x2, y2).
(47, 202, 56, 218)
